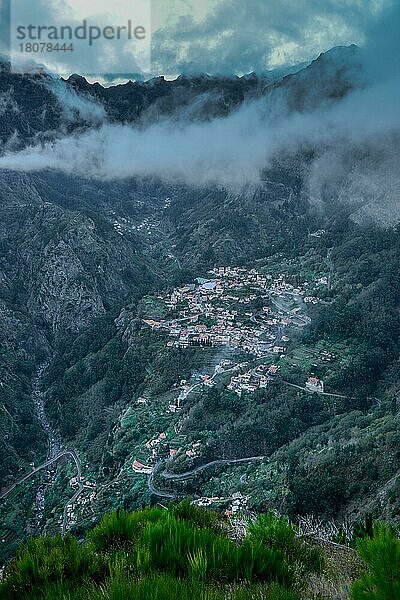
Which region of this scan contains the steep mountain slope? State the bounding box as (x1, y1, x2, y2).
(0, 43, 397, 563)
(0, 171, 166, 505)
(275, 44, 363, 112)
(0, 44, 362, 151)
(65, 45, 362, 123)
(37, 217, 400, 528)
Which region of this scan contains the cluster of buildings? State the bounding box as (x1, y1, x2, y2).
(225, 492, 250, 516)
(131, 267, 328, 490)
(184, 441, 202, 459)
(304, 296, 319, 304)
(133, 426, 204, 474)
(131, 433, 172, 474)
(142, 266, 317, 357)
(193, 491, 249, 516)
(227, 364, 280, 395)
(62, 477, 97, 530)
(132, 460, 153, 474)
(145, 432, 168, 454)
(193, 496, 223, 507)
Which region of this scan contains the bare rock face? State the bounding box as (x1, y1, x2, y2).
(275, 44, 363, 112)
(114, 306, 139, 349)
(29, 239, 105, 334)
(0, 166, 161, 497)
(0, 169, 161, 339)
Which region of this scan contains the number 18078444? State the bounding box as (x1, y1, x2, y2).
(19, 43, 74, 52)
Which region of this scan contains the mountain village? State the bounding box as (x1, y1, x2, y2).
(131, 267, 327, 495)
(143, 266, 314, 356)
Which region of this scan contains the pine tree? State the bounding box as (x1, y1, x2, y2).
(351, 523, 400, 600)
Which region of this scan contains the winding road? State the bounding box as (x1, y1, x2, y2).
(147, 455, 266, 499)
(161, 455, 266, 481)
(147, 461, 176, 498)
(0, 364, 84, 536)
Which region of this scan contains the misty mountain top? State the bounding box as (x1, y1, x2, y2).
(0, 42, 399, 225)
(0, 45, 361, 143)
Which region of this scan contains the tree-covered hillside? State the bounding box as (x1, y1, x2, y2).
(1, 43, 399, 572)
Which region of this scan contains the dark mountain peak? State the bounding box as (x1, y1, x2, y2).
(274, 43, 363, 112)
(240, 72, 258, 81)
(66, 73, 90, 86)
(314, 43, 360, 64)
(146, 75, 167, 86)
(301, 43, 362, 82)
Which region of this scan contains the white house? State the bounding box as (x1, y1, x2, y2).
(305, 377, 324, 393)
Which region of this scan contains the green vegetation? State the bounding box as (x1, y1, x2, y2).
(351, 523, 400, 600)
(42, 314, 211, 463)
(0, 352, 45, 483)
(4, 197, 400, 568)
(4, 503, 400, 600)
(0, 504, 322, 600)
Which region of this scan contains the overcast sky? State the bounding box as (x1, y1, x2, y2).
(0, 0, 396, 79)
(0, 0, 399, 224)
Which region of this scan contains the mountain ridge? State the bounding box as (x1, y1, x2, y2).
(0, 42, 399, 569)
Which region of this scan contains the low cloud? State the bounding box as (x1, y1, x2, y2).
(8, 0, 150, 77)
(0, 70, 398, 186)
(3, 0, 394, 78)
(0, 3, 399, 222)
(47, 77, 106, 123)
(152, 0, 389, 75)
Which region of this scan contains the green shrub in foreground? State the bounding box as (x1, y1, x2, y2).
(93, 575, 299, 600)
(248, 511, 324, 576)
(88, 506, 166, 552)
(0, 505, 319, 599)
(0, 535, 104, 599)
(142, 512, 291, 585)
(170, 498, 225, 533)
(351, 522, 400, 600)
